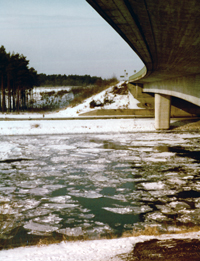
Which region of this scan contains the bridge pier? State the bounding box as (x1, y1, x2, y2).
(155, 94, 171, 130)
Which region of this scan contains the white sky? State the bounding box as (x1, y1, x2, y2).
(0, 0, 144, 79)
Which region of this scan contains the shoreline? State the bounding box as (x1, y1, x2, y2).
(1, 231, 200, 261)
(0, 117, 200, 136)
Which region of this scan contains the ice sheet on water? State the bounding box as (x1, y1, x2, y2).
(167, 177, 186, 186)
(69, 190, 103, 199)
(106, 194, 128, 202)
(103, 204, 153, 215)
(156, 205, 176, 215)
(183, 175, 194, 180)
(43, 184, 65, 192)
(79, 213, 95, 219)
(141, 181, 166, 190)
(192, 182, 200, 191)
(91, 158, 111, 164)
(148, 189, 177, 198)
(177, 209, 200, 224)
(51, 156, 73, 163)
(42, 203, 79, 210)
(24, 221, 59, 235)
(0, 196, 10, 203)
(74, 141, 103, 148)
(145, 211, 172, 222)
(86, 225, 113, 237)
(59, 227, 83, 237)
(103, 207, 135, 215)
(78, 148, 105, 154)
(195, 202, 200, 208)
(49, 195, 71, 203)
(66, 154, 89, 161)
(49, 145, 77, 151)
(81, 164, 106, 172)
(18, 181, 37, 189)
(0, 186, 15, 194)
(24, 208, 52, 219)
(143, 156, 168, 162)
(33, 214, 62, 225)
(89, 174, 108, 182)
(133, 205, 153, 214)
(0, 142, 22, 160)
(28, 187, 50, 195)
(195, 197, 200, 203)
(20, 199, 40, 210)
(169, 201, 191, 210)
(0, 203, 14, 215)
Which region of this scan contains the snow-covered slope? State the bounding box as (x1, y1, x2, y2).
(50, 81, 142, 117)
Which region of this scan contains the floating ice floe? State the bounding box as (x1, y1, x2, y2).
(33, 214, 62, 225)
(141, 181, 166, 190)
(69, 191, 103, 199)
(168, 201, 191, 210)
(24, 221, 59, 235)
(102, 205, 152, 215)
(145, 211, 172, 222)
(177, 209, 200, 224)
(41, 203, 79, 210)
(156, 205, 176, 215)
(49, 195, 72, 203)
(59, 227, 84, 237)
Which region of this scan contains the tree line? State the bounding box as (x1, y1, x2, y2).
(37, 74, 104, 87)
(0, 45, 118, 112)
(0, 45, 38, 112)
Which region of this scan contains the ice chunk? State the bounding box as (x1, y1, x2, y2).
(28, 187, 49, 195)
(169, 201, 191, 210)
(33, 214, 62, 224)
(156, 205, 176, 215)
(177, 209, 200, 224)
(41, 203, 79, 210)
(49, 195, 71, 203)
(59, 227, 83, 237)
(69, 191, 102, 199)
(141, 181, 166, 190)
(145, 211, 172, 222)
(24, 221, 58, 235)
(103, 207, 134, 214)
(0, 196, 10, 203)
(167, 177, 187, 185)
(21, 199, 40, 210)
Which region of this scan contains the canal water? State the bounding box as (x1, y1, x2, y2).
(0, 132, 200, 247)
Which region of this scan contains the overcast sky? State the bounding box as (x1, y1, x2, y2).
(1, 0, 144, 79)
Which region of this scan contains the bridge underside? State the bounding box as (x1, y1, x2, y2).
(86, 0, 200, 129)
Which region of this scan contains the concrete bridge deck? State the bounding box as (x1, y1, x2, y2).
(86, 0, 200, 129)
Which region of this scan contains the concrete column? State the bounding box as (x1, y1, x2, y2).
(155, 93, 171, 130)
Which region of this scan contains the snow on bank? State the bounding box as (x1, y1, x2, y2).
(1, 232, 200, 261)
(0, 118, 156, 135)
(0, 81, 142, 120)
(0, 81, 156, 135)
(50, 82, 143, 117)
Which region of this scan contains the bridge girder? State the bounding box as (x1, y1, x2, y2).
(86, 0, 200, 129)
